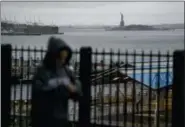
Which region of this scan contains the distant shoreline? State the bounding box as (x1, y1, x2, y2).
(59, 23, 184, 30)
(1, 32, 64, 36)
(105, 24, 172, 31)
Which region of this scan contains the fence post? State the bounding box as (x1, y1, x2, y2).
(1, 44, 12, 127)
(78, 47, 92, 127)
(172, 50, 185, 127)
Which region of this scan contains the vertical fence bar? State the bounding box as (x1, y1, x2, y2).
(132, 50, 136, 127)
(26, 46, 31, 127)
(116, 49, 121, 127)
(13, 46, 18, 127)
(140, 51, 144, 127)
(73, 49, 78, 126)
(1, 44, 12, 127)
(33, 47, 37, 73)
(101, 49, 105, 127)
(172, 50, 185, 127)
(109, 49, 113, 127)
(165, 51, 170, 127)
(31, 47, 38, 127)
(157, 51, 161, 127)
(94, 49, 98, 126)
(78, 47, 92, 127)
(148, 51, 152, 127)
(124, 50, 128, 127)
(19, 46, 24, 127)
(40, 47, 44, 61)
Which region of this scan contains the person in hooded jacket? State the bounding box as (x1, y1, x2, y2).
(31, 36, 82, 127)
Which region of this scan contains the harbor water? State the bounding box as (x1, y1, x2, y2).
(2, 29, 184, 53)
(2, 29, 184, 64)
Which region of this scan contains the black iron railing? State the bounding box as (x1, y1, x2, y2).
(89, 49, 173, 127)
(10, 46, 80, 127)
(1, 45, 184, 127)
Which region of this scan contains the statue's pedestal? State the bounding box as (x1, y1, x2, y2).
(120, 21, 124, 27)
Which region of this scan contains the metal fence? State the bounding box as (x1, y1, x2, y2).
(89, 49, 173, 127)
(10, 46, 80, 127)
(1, 44, 185, 127)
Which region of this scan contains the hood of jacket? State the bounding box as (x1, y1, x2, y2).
(43, 36, 72, 69)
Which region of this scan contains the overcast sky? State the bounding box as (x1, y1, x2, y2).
(1, 1, 184, 26)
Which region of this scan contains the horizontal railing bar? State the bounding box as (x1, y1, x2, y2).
(12, 48, 173, 57)
(12, 48, 80, 54)
(92, 52, 173, 57)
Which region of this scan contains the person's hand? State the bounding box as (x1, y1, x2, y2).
(58, 77, 71, 86)
(58, 77, 77, 93)
(67, 84, 77, 93)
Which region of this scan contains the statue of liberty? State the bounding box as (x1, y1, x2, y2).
(120, 12, 124, 27)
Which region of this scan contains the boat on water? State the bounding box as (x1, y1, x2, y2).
(1, 21, 64, 36)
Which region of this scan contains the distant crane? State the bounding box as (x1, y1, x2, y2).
(27, 16, 33, 25)
(1, 14, 5, 22)
(33, 16, 39, 26)
(51, 20, 55, 26)
(13, 16, 17, 24)
(8, 15, 13, 24)
(38, 16, 44, 25)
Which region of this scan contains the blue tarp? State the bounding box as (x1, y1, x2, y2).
(127, 71, 173, 89)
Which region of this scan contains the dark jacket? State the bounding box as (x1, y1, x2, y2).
(31, 37, 82, 127)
